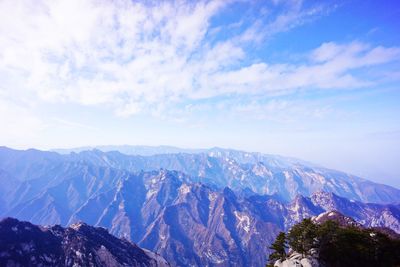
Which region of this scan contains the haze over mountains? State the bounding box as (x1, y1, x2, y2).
(0, 146, 399, 266)
(45, 145, 400, 203)
(53, 145, 205, 156)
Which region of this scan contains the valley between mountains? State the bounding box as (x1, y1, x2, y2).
(0, 146, 399, 266)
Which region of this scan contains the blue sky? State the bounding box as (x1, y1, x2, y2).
(0, 0, 399, 187)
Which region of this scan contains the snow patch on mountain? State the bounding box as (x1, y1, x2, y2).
(234, 211, 251, 233)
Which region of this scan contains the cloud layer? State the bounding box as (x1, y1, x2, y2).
(0, 0, 400, 120)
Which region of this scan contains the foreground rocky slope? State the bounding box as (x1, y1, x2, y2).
(272, 211, 400, 267)
(0, 217, 169, 267)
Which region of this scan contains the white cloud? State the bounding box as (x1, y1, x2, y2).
(206, 41, 400, 95)
(225, 98, 335, 124)
(0, 0, 399, 119)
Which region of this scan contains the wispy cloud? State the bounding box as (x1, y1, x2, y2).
(0, 0, 399, 120)
(53, 117, 98, 131)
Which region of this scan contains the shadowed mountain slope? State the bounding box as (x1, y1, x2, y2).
(0, 217, 169, 267)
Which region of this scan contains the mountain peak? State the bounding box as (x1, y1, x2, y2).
(69, 221, 90, 231)
(312, 210, 361, 227)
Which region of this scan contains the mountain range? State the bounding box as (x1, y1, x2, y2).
(0, 146, 399, 266)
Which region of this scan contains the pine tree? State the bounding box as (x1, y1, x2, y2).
(267, 232, 288, 266)
(287, 218, 318, 256)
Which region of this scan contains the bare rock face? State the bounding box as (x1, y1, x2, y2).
(125, 173, 281, 266)
(274, 252, 319, 267)
(0, 217, 169, 267)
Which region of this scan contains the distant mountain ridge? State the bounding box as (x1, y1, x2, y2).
(53, 145, 205, 156)
(53, 145, 319, 167)
(1, 146, 398, 204)
(1, 146, 400, 266)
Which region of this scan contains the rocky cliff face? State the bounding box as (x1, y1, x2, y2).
(71, 171, 282, 266)
(0, 217, 169, 267)
(274, 252, 318, 267)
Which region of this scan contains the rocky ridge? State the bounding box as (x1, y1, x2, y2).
(0, 217, 169, 267)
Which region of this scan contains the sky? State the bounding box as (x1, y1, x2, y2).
(0, 0, 399, 187)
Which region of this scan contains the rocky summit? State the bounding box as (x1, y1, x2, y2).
(0, 217, 169, 267)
